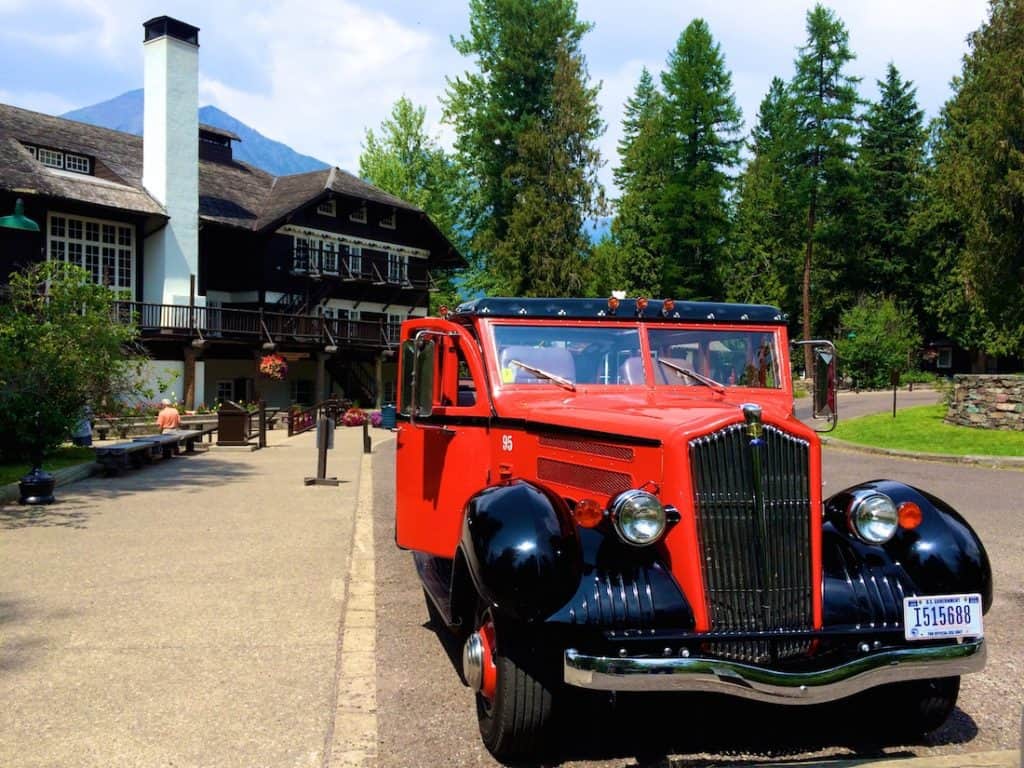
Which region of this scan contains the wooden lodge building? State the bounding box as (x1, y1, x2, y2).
(0, 16, 463, 410)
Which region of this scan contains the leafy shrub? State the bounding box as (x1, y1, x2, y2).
(837, 296, 922, 390)
(0, 262, 145, 461)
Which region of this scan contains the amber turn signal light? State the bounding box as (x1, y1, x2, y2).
(573, 498, 604, 528)
(607, 296, 620, 313)
(662, 298, 675, 313)
(898, 501, 923, 530)
(636, 297, 649, 313)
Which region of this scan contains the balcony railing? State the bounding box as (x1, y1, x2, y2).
(113, 301, 401, 349)
(290, 245, 439, 291)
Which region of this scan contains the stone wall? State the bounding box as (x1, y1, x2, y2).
(947, 374, 1024, 430)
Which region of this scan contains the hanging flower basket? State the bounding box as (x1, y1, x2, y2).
(259, 353, 288, 380)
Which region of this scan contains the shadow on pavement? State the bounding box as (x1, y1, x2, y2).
(547, 691, 978, 767)
(418, 616, 978, 767)
(0, 452, 257, 530)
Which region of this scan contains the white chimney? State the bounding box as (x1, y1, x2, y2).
(142, 16, 200, 306)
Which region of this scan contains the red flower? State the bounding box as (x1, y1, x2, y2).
(259, 354, 288, 380)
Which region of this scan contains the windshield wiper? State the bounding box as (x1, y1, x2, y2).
(657, 358, 725, 394)
(509, 359, 576, 391)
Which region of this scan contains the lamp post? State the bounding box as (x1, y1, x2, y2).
(1, 199, 54, 505)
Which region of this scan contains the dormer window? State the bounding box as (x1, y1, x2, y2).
(380, 210, 396, 229)
(23, 143, 92, 175)
(349, 205, 367, 224)
(317, 199, 336, 217)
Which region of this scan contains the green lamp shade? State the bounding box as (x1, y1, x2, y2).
(0, 199, 40, 232)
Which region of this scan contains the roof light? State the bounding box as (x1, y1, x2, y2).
(607, 296, 620, 314)
(636, 297, 649, 315)
(662, 299, 675, 316)
(438, 305, 449, 318)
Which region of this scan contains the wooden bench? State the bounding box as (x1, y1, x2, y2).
(133, 430, 204, 457)
(94, 440, 154, 473)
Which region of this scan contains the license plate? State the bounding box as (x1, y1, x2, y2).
(903, 594, 983, 640)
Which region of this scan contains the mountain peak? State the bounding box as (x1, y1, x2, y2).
(62, 89, 329, 177)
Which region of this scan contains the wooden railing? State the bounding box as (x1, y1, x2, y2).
(113, 301, 398, 349)
(290, 245, 438, 291)
(287, 396, 351, 437)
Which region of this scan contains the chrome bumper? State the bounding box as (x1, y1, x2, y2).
(564, 639, 985, 705)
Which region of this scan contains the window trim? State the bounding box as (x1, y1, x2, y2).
(317, 199, 337, 217)
(380, 210, 396, 229)
(47, 212, 134, 297)
(349, 205, 368, 224)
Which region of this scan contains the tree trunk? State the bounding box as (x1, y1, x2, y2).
(802, 198, 816, 376)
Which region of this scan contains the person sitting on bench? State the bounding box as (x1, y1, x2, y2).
(156, 399, 181, 433)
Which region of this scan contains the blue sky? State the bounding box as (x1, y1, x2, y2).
(0, 0, 990, 193)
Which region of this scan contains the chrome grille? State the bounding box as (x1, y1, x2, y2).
(690, 424, 813, 662)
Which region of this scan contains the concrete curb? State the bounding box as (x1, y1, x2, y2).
(0, 460, 100, 505)
(821, 436, 1024, 470)
(743, 748, 1019, 767)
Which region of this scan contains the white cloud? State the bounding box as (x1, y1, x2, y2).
(0, 88, 76, 116)
(198, 1, 457, 173)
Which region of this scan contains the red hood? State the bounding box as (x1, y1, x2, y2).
(501, 389, 807, 445)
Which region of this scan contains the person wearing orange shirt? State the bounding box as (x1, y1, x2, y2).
(156, 398, 181, 433)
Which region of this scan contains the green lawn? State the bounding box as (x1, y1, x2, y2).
(0, 446, 97, 486)
(832, 404, 1024, 457)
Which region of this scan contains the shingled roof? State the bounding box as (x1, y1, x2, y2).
(0, 104, 165, 218)
(0, 103, 433, 236)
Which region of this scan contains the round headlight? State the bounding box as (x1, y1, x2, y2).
(612, 490, 666, 546)
(848, 491, 898, 544)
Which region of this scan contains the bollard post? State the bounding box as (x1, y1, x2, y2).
(363, 419, 371, 454)
(258, 400, 267, 449)
(304, 416, 340, 486)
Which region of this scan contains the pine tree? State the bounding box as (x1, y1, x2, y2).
(789, 4, 861, 372)
(657, 19, 743, 301)
(443, 0, 603, 296)
(921, 0, 1024, 364)
(360, 97, 466, 310)
(729, 78, 803, 314)
(856, 64, 926, 307)
(608, 67, 666, 296)
(492, 41, 604, 296)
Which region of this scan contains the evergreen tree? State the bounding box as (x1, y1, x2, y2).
(657, 19, 743, 300)
(443, 0, 603, 296)
(608, 67, 667, 296)
(921, 0, 1024, 364)
(360, 96, 466, 310)
(492, 41, 604, 296)
(856, 64, 926, 308)
(789, 4, 861, 372)
(729, 78, 804, 314)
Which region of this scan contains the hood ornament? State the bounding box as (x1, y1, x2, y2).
(742, 403, 763, 441)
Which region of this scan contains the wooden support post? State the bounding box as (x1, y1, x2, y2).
(183, 345, 197, 411)
(375, 355, 384, 409)
(316, 351, 328, 402)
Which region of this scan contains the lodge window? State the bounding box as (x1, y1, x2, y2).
(24, 143, 92, 174)
(387, 252, 409, 284)
(380, 210, 396, 229)
(937, 348, 952, 369)
(350, 205, 367, 224)
(48, 213, 134, 295)
(216, 380, 234, 404)
(347, 245, 363, 276)
(317, 199, 336, 217)
(291, 379, 315, 405)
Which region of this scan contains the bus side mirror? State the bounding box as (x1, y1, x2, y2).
(400, 338, 436, 420)
(793, 340, 838, 432)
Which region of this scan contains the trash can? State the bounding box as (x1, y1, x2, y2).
(381, 403, 397, 430)
(217, 401, 251, 446)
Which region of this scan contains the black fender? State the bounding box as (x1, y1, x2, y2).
(459, 479, 582, 622)
(822, 480, 993, 628)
